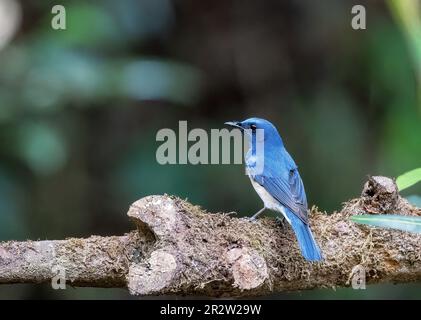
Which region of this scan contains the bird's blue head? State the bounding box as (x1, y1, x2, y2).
(225, 117, 284, 149)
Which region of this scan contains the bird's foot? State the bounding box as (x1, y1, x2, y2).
(244, 216, 259, 223)
(275, 216, 287, 229)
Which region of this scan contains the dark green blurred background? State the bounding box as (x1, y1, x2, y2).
(0, 0, 420, 299)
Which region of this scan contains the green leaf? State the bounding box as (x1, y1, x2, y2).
(396, 168, 421, 191)
(351, 214, 421, 234)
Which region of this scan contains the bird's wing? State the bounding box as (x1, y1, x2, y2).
(253, 168, 309, 224)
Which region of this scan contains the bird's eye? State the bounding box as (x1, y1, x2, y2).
(250, 124, 257, 130)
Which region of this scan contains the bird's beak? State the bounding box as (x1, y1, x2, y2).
(224, 121, 243, 130)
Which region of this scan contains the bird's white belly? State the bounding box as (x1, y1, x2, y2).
(249, 177, 291, 223)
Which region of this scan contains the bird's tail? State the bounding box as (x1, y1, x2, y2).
(284, 208, 323, 261)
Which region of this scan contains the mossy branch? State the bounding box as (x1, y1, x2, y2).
(1, 176, 420, 297)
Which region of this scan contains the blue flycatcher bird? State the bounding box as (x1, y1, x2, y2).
(225, 117, 322, 261)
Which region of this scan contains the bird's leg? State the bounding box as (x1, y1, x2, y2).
(249, 207, 266, 221)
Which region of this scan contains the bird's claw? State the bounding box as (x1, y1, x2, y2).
(245, 216, 258, 223)
(275, 216, 286, 229)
